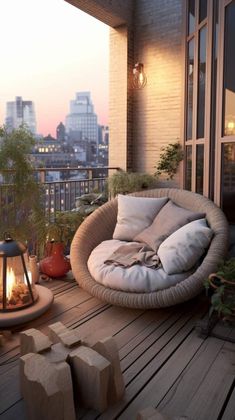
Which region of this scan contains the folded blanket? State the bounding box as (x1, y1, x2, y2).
(104, 242, 161, 269)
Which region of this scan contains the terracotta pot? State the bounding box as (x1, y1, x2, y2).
(39, 242, 71, 278)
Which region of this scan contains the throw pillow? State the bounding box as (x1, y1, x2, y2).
(134, 200, 205, 251)
(158, 218, 213, 274)
(113, 194, 168, 241)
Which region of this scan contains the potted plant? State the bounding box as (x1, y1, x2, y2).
(108, 170, 157, 197)
(204, 258, 235, 321)
(40, 211, 84, 278)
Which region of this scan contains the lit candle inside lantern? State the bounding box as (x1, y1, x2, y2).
(6, 267, 16, 301)
(24, 271, 32, 285)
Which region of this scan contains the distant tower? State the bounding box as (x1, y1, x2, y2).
(56, 122, 66, 142)
(65, 91, 98, 146)
(98, 125, 109, 145)
(5, 96, 37, 135)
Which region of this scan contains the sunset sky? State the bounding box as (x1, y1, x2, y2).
(0, 0, 109, 137)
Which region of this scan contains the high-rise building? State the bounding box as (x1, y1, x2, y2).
(56, 122, 66, 142)
(65, 92, 98, 163)
(5, 96, 37, 135)
(98, 125, 109, 166)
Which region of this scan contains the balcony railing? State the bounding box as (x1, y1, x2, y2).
(0, 166, 120, 217)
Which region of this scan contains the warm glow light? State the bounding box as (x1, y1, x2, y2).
(139, 73, 144, 84)
(132, 63, 147, 89)
(227, 121, 235, 130)
(24, 272, 32, 285)
(6, 267, 16, 301)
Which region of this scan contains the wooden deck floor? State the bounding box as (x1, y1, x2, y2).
(0, 278, 235, 420)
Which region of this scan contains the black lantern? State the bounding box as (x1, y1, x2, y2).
(0, 233, 38, 312)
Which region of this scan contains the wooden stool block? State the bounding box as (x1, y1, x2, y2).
(48, 322, 81, 348)
(59, 330, 81, 348)
(48, 322, 67, 342)
(92, 336, 125, 403)
(69, 345, 111, 412)
(44, 343, 71, 364)
(20, 353, 76, 420)
(20, 328, 52, 355)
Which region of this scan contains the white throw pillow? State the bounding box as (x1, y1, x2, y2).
(158, 218, 213, 274)
(113, 194, 168, 241)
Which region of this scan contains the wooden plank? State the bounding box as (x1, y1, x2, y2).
(123, 310, 198, 385)
(157, 336, 228, 418)
(0, 355, 19, 376)
(121, 311, 186, 374)
(0, 362, 21, 414)
(181, 341, 235, 420)
(71, 303, 111, 328)
(116, 309, 173, 354)
(119, 313, 172, 362)
(120, 337, 235, 420)
(221, 385, 235, 420)
(0, 400, 26, 420)
(73, 306, 144, 347)
(98, 317, 204, 420)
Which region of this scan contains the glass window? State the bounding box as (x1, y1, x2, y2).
(185, 146, 192, 190)
(188, 0, 195, 34)
(197, 26, 207, 139)
(196, 144, 204, 194)
(199, 0, 207, 23)
(209, 0, 219, 200)
(223, 1, 235, 137)
(186, 39, 194, 140)
(221, 143, 235, 222)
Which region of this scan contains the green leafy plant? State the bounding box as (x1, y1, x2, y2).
(108, 171, 157, 197)
(155, 142, 184, 180)
(0, 125, 46, 255)
(204, 258, 235, 320)
(46, 211, 85, 246)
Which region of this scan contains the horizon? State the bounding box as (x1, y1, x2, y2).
(0, 0, 109, 137)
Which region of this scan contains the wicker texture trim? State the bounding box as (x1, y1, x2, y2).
(70, 189, 229, 308)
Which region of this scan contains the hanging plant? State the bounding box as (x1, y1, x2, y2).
(154, 142, 184, 180)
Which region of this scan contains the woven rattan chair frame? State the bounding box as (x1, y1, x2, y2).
(70, 188, 229, 309)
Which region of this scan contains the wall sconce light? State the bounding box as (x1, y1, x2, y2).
(132, 63, 147, 89)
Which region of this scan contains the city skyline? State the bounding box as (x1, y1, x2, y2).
(0, 0, 109, 137)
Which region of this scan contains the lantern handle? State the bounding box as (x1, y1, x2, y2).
(4, 232, 13, 242)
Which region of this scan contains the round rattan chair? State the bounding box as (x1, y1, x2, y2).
(70, 188, 229, 309)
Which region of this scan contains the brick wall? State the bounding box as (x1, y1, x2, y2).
(109, 25, 135, 172)
(132, 0, 184, 185)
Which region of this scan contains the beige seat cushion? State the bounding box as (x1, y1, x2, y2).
(113, 194, 168, 241)
(87, 239, 192, 293)
(134, 200, 205, 251)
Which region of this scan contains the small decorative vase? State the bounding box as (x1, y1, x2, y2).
(29, 255, 40, 284)
(39, 242, 71, 278)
